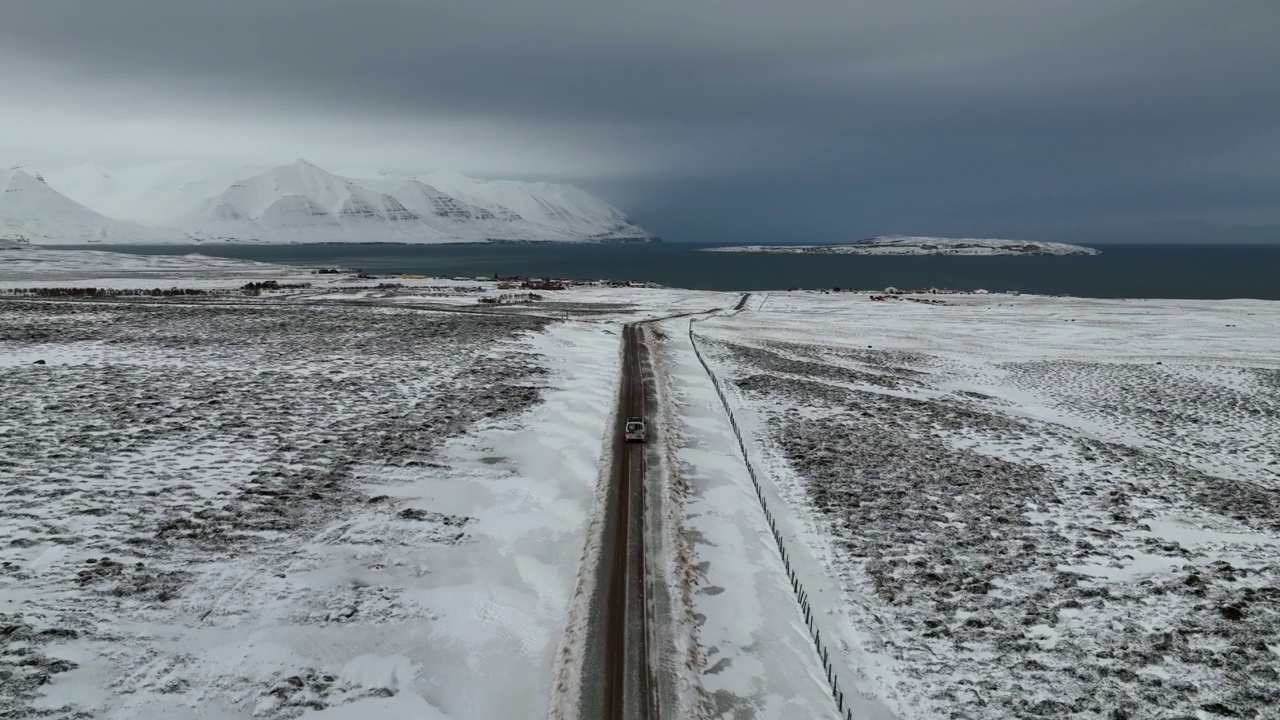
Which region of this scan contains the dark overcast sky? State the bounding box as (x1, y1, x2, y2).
(3, 1, 1278, 243)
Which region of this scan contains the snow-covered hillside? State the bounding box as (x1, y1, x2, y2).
(708, 235, 1099, 256)
(421, 170, 646, 242)
(40, 160, 657, 245)
(1, 168, 187, 245)
(47, 161, 268, 228)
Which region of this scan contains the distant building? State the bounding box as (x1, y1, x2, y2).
(523, 279, 566, 291)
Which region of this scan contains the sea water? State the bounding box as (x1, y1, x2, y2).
(63, 243, 1280, 299)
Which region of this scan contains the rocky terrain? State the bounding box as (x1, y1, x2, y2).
(705, 235, 1099, 256)
(693, 295, 1280, 719)
(0, 297, 561, 718)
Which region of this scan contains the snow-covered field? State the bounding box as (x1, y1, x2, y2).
(0, 247, 293, 285)
(687, 293, 1280, 719)
(0, 297, 601, 719)
(0, 250, 741, 720)
(7, 248, 1278, 720)
(647, 318, 887, 719)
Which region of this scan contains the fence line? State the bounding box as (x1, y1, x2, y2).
(687, 310, 854, 720)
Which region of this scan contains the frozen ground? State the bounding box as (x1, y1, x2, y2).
(0, 247, 727, 322)
(691, 293, 1280, 719)
(0, 298, 582, 719)
(0, 250, 731, 719)
(10, 248, 1276, 719)
(647, 319, 869, 719)
(0, 247, 294, 286)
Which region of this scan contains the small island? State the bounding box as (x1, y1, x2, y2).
(704, 234, 1100, 256)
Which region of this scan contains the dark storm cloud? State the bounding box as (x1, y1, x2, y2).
(2, 0, 1278, 241)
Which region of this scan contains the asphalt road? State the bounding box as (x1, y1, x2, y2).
(598, 322, 655, 720)
(573, 320, 659, 720)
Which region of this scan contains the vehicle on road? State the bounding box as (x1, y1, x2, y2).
(624, 416, 647, 442)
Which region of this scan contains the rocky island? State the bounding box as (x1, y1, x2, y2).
(705, 234, 1100, 256)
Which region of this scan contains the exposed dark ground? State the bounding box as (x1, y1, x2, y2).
(0, 298, 551, 718)
(700, 336, 1280, 720)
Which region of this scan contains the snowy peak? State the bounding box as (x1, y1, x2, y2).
(1, 167, 186, 245)
(174, 161, 436, 242)
(201, 161, 389, 220)
(36, 159, 657, 245)
(2, 168, 47, 193)
(46, 161, 264, 227)
(3, 166, 50, 189)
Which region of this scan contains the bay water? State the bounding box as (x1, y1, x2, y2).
(64, 243, 1280, 299)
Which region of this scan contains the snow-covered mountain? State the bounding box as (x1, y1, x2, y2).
(48, 162, 268, 228)
(420, 170, 645, 241)
(40, 160, 657, 245)
(2, 167, 187, 245)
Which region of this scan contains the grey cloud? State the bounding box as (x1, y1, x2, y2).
(1, 0, 1278, 241)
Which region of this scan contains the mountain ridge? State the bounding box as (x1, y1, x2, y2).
(2, 167, 189, 245)
(31, 160, 657, 245)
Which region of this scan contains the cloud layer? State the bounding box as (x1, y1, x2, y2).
(3, 0, 1278, 242)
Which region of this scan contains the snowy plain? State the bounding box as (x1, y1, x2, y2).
(0, 246, 293, 286)
(646, 318, 877, 719)
(689, 292, 1280, 719)
(5, 248, 1279, 720)
(0, 250, 722, 719)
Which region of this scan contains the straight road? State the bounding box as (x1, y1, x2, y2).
(597, 322, 655, 720)
(578, 320, 659, 720)
(592, 299, 748, 719)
